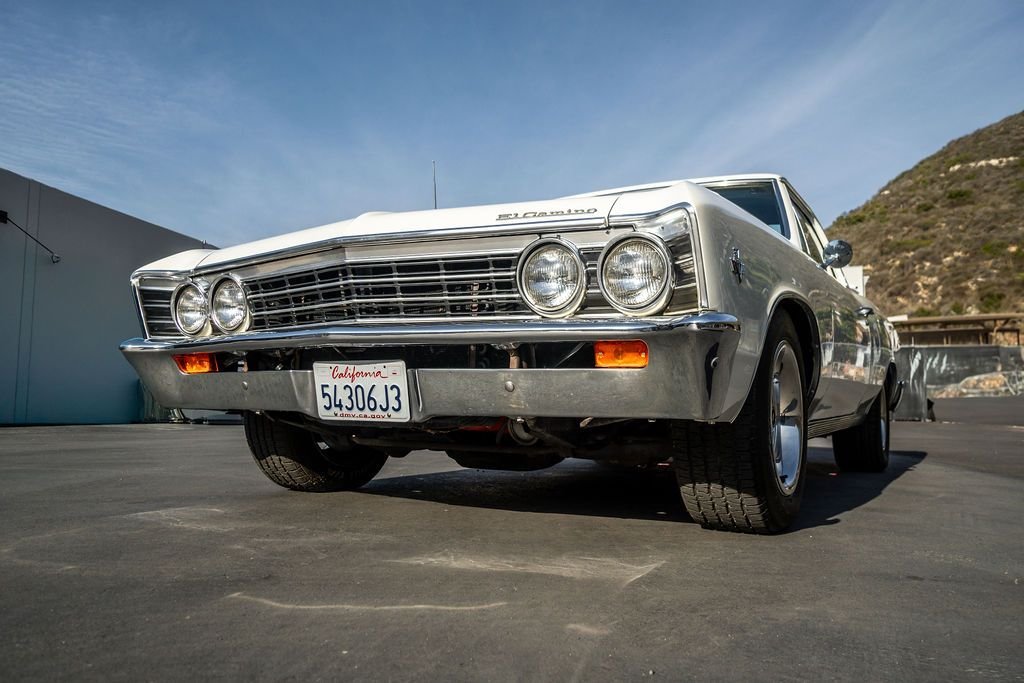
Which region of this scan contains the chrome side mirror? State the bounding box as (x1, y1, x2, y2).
(821, 239, 853, 269)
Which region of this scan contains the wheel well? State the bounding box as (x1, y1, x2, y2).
(884, 362, 898, 396)
(773, 298, 821, 400)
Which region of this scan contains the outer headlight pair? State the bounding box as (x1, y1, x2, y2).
(517, 234, 672, 318)
(173, 277, 248, 336)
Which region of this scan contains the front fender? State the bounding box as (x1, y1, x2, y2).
(693, 200, 831, 421)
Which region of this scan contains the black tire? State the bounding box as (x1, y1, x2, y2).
(243, 412, 388, 492)
(672, 313, 808, 534)
(832, 385, 890, 473)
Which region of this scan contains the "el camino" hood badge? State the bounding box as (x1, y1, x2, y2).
(497, 207, 599, 221)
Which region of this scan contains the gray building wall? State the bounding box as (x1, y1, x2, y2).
(1, 168, 207, 424)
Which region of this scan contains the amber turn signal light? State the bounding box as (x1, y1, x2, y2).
(173, 353, 217, 374)
(594, 340, 649, 368)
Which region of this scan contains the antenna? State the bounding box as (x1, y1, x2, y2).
(432, 160, 438, 209)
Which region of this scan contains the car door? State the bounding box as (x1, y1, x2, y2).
(784, 185, 878, 418)
(807, 206, 888, 396)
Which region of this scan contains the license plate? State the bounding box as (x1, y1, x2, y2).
(313, 361, 411, 422)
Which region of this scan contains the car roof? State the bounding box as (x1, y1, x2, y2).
(563, 173, 785, 198)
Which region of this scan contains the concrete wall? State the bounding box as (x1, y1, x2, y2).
(894, 348, 930, 421)
(895, 345, 1024, 420)
(917, 345, 1023, 386)
(1, 168, 207, 424)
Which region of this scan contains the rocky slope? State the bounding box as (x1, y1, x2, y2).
(831, 110, 1024, 316)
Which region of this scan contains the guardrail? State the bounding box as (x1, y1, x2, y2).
(892, 313, 1022, 346)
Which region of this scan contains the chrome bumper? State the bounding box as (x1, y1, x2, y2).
(120, 313, 741, 423)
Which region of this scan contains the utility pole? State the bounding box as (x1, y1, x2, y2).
(432, 160, 438, 209)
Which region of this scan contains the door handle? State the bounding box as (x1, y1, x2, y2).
(856, 306, 874, 317)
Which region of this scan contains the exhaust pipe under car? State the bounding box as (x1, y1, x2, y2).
(507, 418, 539, 445)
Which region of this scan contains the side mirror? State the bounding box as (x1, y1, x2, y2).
(821, 239, 853, 269)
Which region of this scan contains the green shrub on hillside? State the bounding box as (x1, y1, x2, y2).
(981, 241, 1007, 257)
(885, 237, 933, 253)
(946, 188, 973, 204)
(979, 291, 1006, 313)
(837, 210, 867, 225)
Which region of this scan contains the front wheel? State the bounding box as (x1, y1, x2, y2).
(243, 412, 388, 492)
(672, 313, 807, 534)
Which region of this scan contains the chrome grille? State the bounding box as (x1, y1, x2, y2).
(581, 247, 613, 312)
(137, 284, 178, 337)
(133, 229, 704, 338)
(669, 232, 700, 311)
(243, 252, 530, 330)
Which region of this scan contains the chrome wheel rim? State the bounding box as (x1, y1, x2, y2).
(769, 340, 804, 496)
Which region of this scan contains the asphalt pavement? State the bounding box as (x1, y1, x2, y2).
(1, 400, 1021, 681)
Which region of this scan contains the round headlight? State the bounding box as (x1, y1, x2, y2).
(599, 235, 672, 315)
(517, 240, 586, 317)
(174, 284, 208, 335)
(211, 278, 248, 332)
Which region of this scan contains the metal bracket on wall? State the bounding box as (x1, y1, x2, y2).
(0, 209, 61, 263)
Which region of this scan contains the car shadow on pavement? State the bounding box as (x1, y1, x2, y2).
(792, 446, 927, 532)
(365, 459, 690, 522)
(362, 446, 927, 530)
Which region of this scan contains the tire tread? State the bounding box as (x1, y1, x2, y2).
(672, 402, 772, 533)
(671, 313, 805, 535)
(243, 413, 386, 492)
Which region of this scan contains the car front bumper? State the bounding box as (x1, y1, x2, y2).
(120, 313, 741, 423)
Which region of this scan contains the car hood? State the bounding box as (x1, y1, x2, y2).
(137, 180, 720, 276)
(193, 194, 622, 271)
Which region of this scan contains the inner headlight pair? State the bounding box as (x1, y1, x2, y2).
(173, 278, 248, 335)
(517, 235, 672, 318)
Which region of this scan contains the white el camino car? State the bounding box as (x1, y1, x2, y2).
(122, 174, 902, 534)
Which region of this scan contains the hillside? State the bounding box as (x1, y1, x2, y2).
(831, 110, 1024, 317)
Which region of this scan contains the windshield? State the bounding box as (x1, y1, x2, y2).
(705, 183, 785, 236)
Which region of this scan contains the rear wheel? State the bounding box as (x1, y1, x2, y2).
(672, 313, 807, 534)
(243, 412, 388, 491)
(832, 385, 890, 472)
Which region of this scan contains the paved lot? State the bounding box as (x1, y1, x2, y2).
(1, 402, 1022, 681)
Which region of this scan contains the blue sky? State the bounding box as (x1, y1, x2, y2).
(1, 1, 1022, 247)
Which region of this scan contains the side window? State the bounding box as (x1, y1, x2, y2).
(811, 214, 849, 287)
(794, 202, 850, 286)
(793, 205, 823, 263)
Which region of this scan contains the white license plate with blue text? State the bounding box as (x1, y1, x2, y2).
(313, 361, 411, 422)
